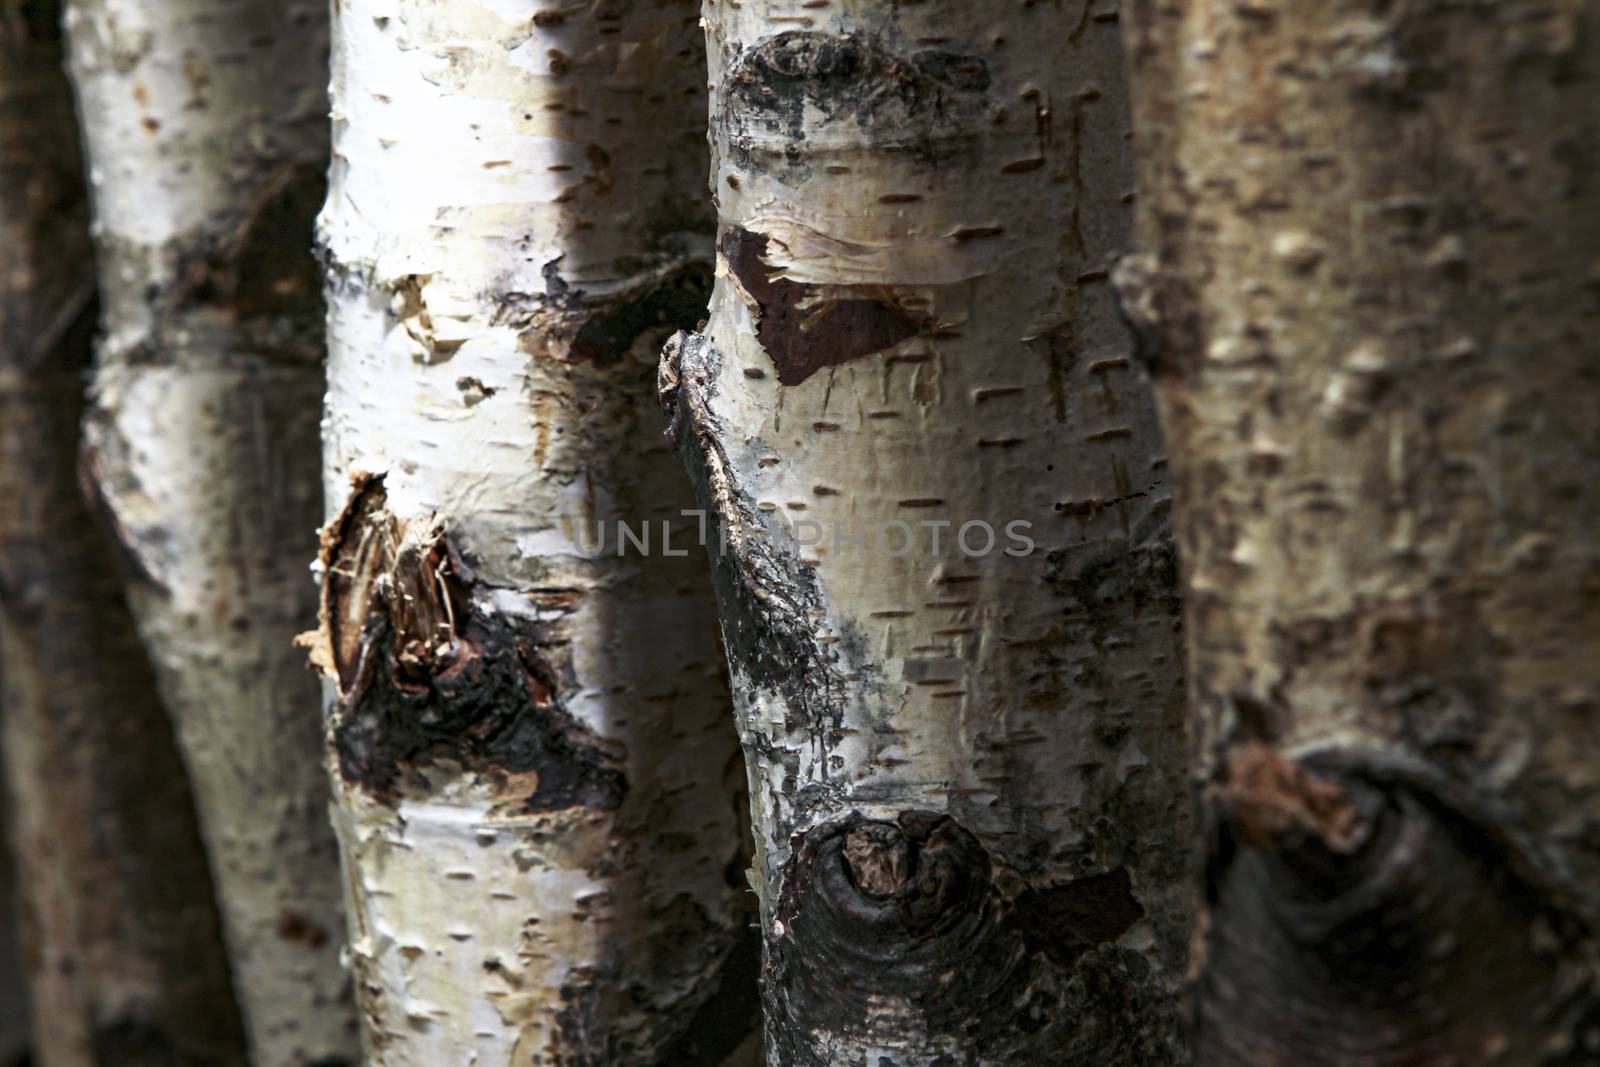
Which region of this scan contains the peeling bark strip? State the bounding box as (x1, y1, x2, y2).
(1118, 0, 1600, 1062)
(0, 7, 247, 1064)
(722, 227, 919, 385)
(668, 4, 1191, 1063)
(314, 2, 753, 1063)
(61, 0, 355, 1061)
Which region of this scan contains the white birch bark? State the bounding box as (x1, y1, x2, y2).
(0, 4, 247, 1064)
(660, 3, 1191, 1063)
(63, 0, 356, 1062)
(1117, 0, 1600, 1062)
(307, 2, 753, 1063)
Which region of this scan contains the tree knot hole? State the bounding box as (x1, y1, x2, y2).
(843, 822, 912, 898)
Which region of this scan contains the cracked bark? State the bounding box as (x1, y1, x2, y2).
(308, 2, 753, 1063)
(61, 0, 355, 1062)
(661, 4, 1191, 1064)
(0, 4, 246, 1065)
(1118, 1, 1600, 1063)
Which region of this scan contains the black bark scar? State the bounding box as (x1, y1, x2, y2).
(316, 477, 625, 811)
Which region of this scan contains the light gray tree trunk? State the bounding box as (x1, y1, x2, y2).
(305, 1, 754, 1063)
(1118, 1, 1600, 1063)
(661, 3, 1192, 1063)
(62, 0, 356, 1062)
(0, 3, 246, 1064)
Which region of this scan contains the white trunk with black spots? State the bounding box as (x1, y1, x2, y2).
(1118, 1, 1600, 1063)
(63, 0, 355, 1062)
(309, 2, 754, 1064)
(662, 3, 1191, 1064)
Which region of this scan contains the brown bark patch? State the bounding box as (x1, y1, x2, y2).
(842, 822, 913, 897)
(723, 226, 918, 385)
(1222, 740, 1363, 851)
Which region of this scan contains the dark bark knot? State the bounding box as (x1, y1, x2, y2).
(722, 226, 920, 385)
(768, 812, 1148, 1055)
(719, 31, 991, 167)
(308, 475, 625, 811)
(1199, 745, 1600, 1067)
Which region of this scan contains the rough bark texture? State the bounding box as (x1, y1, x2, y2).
(0, 4, 247, 1065)
(62, 0, 356, 1062)
(309, 2, 754, 1063)
(1117, 1, 1600, 1063)
(662, 3, 1191, 1064)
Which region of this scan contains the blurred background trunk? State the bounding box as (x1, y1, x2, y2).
(0, 3, 246, 1063)
(62, 0, 355, 1060)
(1119, 1, 1600, 1062)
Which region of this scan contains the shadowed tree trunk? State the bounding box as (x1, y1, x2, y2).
(660, 3, 1192, 1063)
(62, 0, 356, 1061)
(0, 841, 26, 1067)
(0, 3, 246, 1064)
(305, 1, 755, 1062)
(1117, 1, 1600, 1063)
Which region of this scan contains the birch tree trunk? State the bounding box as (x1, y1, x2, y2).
(1117, 1, 1600, 1063)
(63, 0, 356, 1062)
(0, 4, 246, 1064)
(307, 2, 754, 1063)
(660, 4, 1191, 1063)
